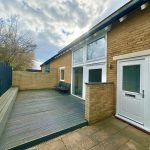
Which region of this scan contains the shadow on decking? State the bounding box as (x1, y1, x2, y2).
(0, 89, 87, 150)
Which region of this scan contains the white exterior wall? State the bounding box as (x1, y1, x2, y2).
(71, 30, 107, 99)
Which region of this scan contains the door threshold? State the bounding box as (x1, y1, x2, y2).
(115, 114, 150, 133)
(71, 94, 85, 100)
(118, 114, 144, 126)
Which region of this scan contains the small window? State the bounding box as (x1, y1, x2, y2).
(123, 65, 140, 93)
(45, 65, 50, 73)
(60, 68, 65, 81)
(89, 69, 102, 82)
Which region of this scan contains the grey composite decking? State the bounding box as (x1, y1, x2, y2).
(0, 90, 87, 150)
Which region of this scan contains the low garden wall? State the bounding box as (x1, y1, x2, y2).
(12, 70, 58, 90)
(85, 82, 115, 124)
(0, 87, 18, 138)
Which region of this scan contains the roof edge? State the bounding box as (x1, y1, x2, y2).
(41, 0, 149, 67)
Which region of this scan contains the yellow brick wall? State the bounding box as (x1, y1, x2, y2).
(107, 8, 150, 84)
(50, 51, 72, 84)
(13, 70, 58, 90)
(41, 66, 45, 72)
(85, 83, 115, 124)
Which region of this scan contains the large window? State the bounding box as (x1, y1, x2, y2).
(87, 37, 106, 60)
(123, 65, 140, 93)
(73, 48, 83, 64)
(89, 69, 102, 82)
(60, 67, 65, 81)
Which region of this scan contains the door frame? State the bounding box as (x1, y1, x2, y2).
(85, 63, 106, 83)
(71, 66, 84, 99)
(116, 55, 150, 132)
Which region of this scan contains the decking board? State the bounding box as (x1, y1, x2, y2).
(0, 90, 87, 150)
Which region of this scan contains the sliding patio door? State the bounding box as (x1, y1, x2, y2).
(73, 67, 83, 97)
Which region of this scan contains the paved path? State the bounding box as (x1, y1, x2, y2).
(28, 117, 150, 150)
(0, 90, 86, 150)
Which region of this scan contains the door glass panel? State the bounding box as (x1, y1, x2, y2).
(73, 67, 83, 97)
(123, 65, 140, 93)
(89, 69, 102, 82)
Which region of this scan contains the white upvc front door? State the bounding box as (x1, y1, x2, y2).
(117, 57, 146, 125)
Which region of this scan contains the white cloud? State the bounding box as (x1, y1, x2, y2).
(32, 60, 43, 70)
(0, 0, 129, 46)
(0, 0, 129, 68)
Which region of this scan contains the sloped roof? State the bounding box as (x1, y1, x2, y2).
(41, 0, 149, 67)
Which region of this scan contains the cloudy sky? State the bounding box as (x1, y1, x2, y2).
(0, 0, 129, 69)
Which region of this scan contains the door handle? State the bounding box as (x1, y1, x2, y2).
(142, 90, 144, 98)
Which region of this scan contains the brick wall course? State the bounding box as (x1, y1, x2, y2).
(47, 51, 72, 84)
(107, 8, 150, 84)
(85, 83, 115, 124)
(12, 70, 58, 90)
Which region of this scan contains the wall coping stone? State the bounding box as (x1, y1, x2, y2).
(0, 87, 18, 138)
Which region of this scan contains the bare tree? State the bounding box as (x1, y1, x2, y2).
(0, 16, 36, 70)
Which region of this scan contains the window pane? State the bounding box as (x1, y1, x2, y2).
(87, 38, 105, 60)
(45, 65, 50, 72)
(61, 70, 64, 80)
(73, 48, 83, 64)
(73, 67, 83, 97)
(89, 69, 102, 82)
(123, 65, 140, 93)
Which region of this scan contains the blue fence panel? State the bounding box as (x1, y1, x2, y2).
(0, 63, 12, 96)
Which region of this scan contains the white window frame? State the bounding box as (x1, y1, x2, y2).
(59, 67, 65, 81)
(44, 65, 50, 73)
(71, 32, 107, 99)
(86, 36, 106, 62)
(73, 47, 84, 66)
(86, 64, 106, 83)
